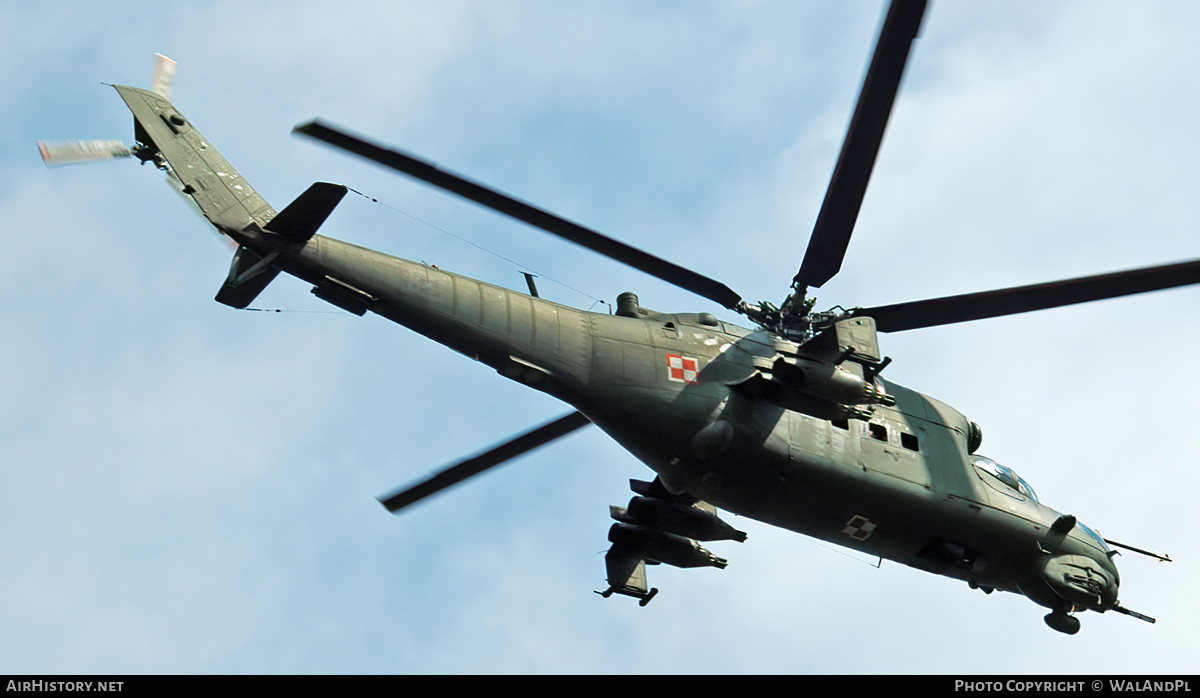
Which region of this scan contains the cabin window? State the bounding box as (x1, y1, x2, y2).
(868, 423, 887, 442)
(831, 419, 849, 430)
(900, 432, 919, 452)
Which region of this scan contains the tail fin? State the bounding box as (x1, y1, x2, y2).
(38, 54, 276, 232)
(113, 82, 276, 232)
(43, 54, 347, 310)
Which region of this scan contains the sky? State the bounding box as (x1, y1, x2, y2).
(2, 0, 1198, 674)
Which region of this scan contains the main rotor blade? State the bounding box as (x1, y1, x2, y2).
(378, 411, 591, 513)
(794, 0, 928, 290)
(294, 120, 743, 310)
(853, 258, 1200, 333)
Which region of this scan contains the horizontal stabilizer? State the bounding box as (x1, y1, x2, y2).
(264, 182, 348, 241)
(215, 246, 282, 309)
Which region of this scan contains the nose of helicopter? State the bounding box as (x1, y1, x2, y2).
(1039, 552, 1119, 611)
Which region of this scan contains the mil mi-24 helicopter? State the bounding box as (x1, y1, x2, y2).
(40, 1, 1190, 635)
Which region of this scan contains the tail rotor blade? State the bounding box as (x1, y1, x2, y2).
(378, 411, 591, 513)
(37, 139, 132, 167)
(152, 53, 177, 100)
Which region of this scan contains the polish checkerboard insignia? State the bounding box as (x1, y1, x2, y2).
(666, 353, 699, 383)
(842, 515, 876, 541)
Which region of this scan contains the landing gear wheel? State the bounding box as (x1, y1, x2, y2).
(1044, 611, 1081, 635)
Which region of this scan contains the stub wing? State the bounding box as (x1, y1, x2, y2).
(596, 479, 745, 606)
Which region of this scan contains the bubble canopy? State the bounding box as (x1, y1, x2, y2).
(970, 455, 1039, 503)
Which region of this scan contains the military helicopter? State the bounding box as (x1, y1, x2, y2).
(39, 0, 1190, 635)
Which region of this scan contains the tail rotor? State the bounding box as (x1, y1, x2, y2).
(151, 53, 176, 100)
(37, 139, 133, 167)
(38, 53, 178, 168)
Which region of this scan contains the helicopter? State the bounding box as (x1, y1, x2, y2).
(37, 1, 1191, 636)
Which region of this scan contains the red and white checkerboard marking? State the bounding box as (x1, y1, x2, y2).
(666, 354, 699, 383)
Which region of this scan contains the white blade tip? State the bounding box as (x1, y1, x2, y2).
(152, 53, 177, 99)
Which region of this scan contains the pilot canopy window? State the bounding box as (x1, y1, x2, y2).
(970, 455, 1038, 502)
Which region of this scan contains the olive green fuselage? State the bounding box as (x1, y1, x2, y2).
(112, 81, 1120, 619)
(273, 233, 1118, 613)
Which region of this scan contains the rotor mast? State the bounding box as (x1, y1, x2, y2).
(775, 0, 928, 338)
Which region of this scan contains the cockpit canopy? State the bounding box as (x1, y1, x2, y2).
(1076, 520, 1112, 553)
(971, 456, 1114, 555)
(970, 455, 1038, 503)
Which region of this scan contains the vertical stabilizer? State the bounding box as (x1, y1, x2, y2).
(113, 84, 276, 232)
